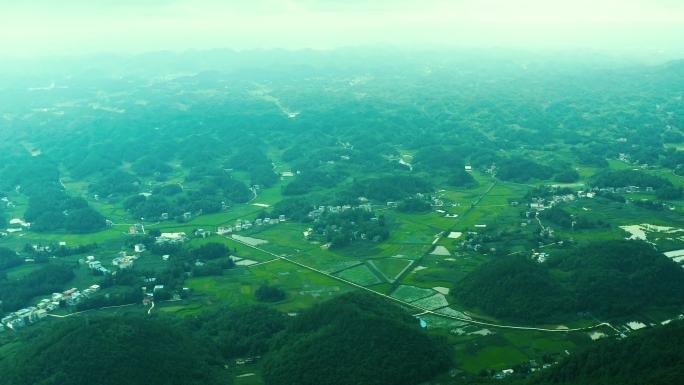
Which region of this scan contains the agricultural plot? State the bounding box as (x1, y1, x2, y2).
(248, 222, 311, 250)
(2, 227, 126, 249)
(435, 306, 470, 319)
(335, 264, 382, 286)
(411, 293, 450, 310)
(368, 257, 413, 282)
(287, 250, 360, 272)
(386, 212, 446, 244)
(391, 285, 435, 302)
(231, 234, 268, 246)
(372, 243, 429, 260)
(420, 314, 470, 329)
(430, 245, 451, 256)
(186, 260, 349, 313)
(320, 260, 363, 274)
(456, 344, 529, 374)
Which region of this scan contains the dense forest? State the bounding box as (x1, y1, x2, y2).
(0, 316, 229, 385)
(456, 240, 684, 322)
(456, 256, 573, 322)
(261, 292, 452, 385)
(0, 264, 75, 313)
(531, 321, 684, 385)
(0, 293, 450, 385)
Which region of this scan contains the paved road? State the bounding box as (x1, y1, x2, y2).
(47, 303, 138, 318)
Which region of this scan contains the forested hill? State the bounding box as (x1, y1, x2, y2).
(1, 51, 683, 234)
(455, 240, 684, 323)
(0, 293, 451, 385)
(0, 316, 229, 385)
(530, 321, 684, 385)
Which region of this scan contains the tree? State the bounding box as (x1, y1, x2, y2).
(255, 284, 286, 302)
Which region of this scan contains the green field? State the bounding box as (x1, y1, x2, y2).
(335, 264, 383, 286)
(368, 257, 413, 282)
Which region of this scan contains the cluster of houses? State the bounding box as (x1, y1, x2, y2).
(3, 215, 31, 236)
(492, 359, 552, 380)
(1, 196, 15, 209)
(597, 186, 652, 194)
(528, 191, 594, 212)
(1, 284, 100, 331)
(84, 247, 146, 273)
(531, 251, 549, 263)
(85, 255, 112, 274)
(141, 280, 165, 306)
(307, 204, 372, 220)
(216, 215, 286, 234)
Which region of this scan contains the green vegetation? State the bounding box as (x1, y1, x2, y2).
(196, 305, 288, 359)
(497, 158, 553, 183)
(592, 169, 673, 189)
(0, 316, 228, 385)
(349, 176, 432, 202)
(540, 207, 609, 230)
(312, 208, 388, 248)
(397, 197, 432, 212)
(261, 292, 451, 385)
(532, 321, 684, 385)
(456, 256, 572, 322)
(0, 264, 75, 313)
(457, 240, 684, 322)
(255, 283, 287, 302)
(550, 240, 684, 317)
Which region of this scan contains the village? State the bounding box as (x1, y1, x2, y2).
(1, 283, 101, 332)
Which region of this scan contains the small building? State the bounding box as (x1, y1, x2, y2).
(112, 256, 135, 269)
(134, 244, 146, 253)
(530, 202, 545, 210)
(129, 223, 145, 235)
(217, 226, 232, 234)
(35, 309, 48, 320)
(66, 293, 82, 306)
(156, 232, 187, 244)
(195, 229, 211, 238)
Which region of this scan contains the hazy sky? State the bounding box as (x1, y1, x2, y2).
(1, 0, 683, 57)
